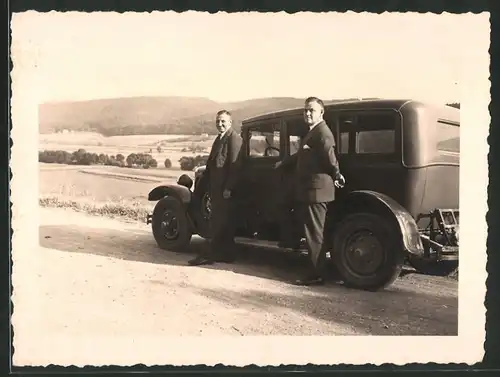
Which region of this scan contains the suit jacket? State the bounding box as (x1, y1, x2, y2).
(206, 127, 243, 198)
(281, 120, 341, 203)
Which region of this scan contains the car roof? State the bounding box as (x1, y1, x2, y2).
(241, 98, 460, 126)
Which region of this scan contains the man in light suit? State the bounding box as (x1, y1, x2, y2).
(188, 110, 243, 266)
(276, 97, 345, 285)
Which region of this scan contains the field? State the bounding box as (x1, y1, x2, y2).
(39, 131, 216, 169)
(39, 132, 207, 220)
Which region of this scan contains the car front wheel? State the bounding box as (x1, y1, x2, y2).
(332, 213, 404, 291)
(152, 196, 192, 252)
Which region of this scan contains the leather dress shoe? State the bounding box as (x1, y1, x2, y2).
(294, 274, 325, 286)
(188, 255, 215, 266)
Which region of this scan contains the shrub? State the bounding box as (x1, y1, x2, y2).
(147, 158, 158, 168)
(179, 156, 195, 171)
(178, 154, 209, 171)
(193, 154, 209, 167)
(125, 152, 157, 168)
(39, 150, 73, 164)
(38, 149, 159, 169)
(164, 158, 172, 168)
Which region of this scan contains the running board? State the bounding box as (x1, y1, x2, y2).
(234, 237, 309, 255)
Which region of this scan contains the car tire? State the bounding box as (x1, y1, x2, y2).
(332, 212, 404, 291)
(152, 196, 192, 252)
(407, 257, 458, 277)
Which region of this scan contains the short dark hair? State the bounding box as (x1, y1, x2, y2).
(305, 97, 325, 110)
(216, 109, 232, 117)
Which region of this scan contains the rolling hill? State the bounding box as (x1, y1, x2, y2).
(39, 96, 223, 136)
(40, 96, 457, 137)
(39, 96, 314, 136)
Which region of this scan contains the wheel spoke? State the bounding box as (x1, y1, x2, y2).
(161, 210, 180, 240)
(344, 230, 385, 276)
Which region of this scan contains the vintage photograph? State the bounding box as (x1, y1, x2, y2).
(10, 10, 490, 367)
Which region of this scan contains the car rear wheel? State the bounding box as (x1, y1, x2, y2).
(333, 213, 404, 291)
(152, 196, 192, 252)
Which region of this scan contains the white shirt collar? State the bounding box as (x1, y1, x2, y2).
(309, 119, 323, 131)
(218, 126, 231, 139)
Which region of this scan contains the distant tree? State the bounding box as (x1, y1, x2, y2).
(98, 153, 108, 164)
(164, 158, 172, 168)
(193, 155, 209, 167)
(53, 150, 72, 164)
(157, 145, 162, 153)
(147, 158, 158, 168)
(80, 152, 99, 165)
(179, 156, 195, 171)
(126, 152, 156, 168)
(126, 153, 138, 167)
(39, 148, 125, 167)
(116, 153, 125, 162)
(72, 148, 87, 163)
(179, 155, 209, 171)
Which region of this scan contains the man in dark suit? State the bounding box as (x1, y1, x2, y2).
(276, 97, 345, 285)
(188, 110, 243, 266)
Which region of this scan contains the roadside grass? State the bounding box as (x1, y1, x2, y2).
(39, 164, 159, 222)
(39, 195, 154, 222)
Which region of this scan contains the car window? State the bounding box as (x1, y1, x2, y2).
(354, 113, 397, 155)
(356, 129, 395, 154)
(437, 121, 459, 153)
(340, 132, 349, 154)
(248, 127, 280, 158)
(286, 117, 308, 156)
(289, 135, 301, 155)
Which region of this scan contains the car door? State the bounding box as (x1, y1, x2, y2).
(324, 111, 353, 201)
(239, 120, 284, 239)
(335, 110, 403, 201)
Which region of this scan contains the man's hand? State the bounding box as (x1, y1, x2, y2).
(334, 174, 346, 188)
(223, 189, 231, 199)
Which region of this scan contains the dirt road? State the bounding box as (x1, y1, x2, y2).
(14, 207, 458, 364)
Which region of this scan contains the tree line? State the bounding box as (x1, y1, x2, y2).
(39, 148, 209, 171)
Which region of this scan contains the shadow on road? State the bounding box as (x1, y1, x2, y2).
(39, 224, 322, 284)
(191, 286, 457, 335)
(39, 223, 458, 335)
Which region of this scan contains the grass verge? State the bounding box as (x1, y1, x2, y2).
(39, 195, 153, 222)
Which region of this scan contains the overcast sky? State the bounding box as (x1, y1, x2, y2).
(11, 11, 489, 104)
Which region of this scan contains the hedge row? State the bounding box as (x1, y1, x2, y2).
(39, 148, 209, 171)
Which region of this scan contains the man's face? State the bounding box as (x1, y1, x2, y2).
(216, 113, 232, 134)
(303, 100, 324, 126)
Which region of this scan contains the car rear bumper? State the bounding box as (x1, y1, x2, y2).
(439, 246, 459, 261)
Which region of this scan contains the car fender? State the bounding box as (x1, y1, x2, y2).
(331, 190, 424, 257)
(148, 184, 192, 204)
